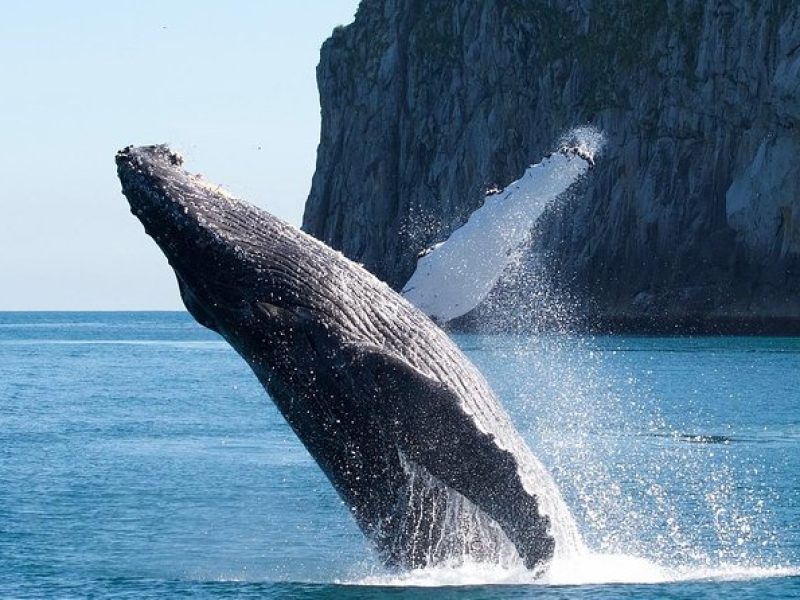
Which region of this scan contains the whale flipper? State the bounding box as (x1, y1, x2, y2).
(345, 344, 555, 570)
(400, 131, 603, 323)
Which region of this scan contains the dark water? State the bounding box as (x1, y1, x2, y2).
(1, 312, 797, 598)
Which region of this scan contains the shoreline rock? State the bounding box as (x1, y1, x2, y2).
(303, 0, 800, 334)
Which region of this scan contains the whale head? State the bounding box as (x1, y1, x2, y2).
(116, 144, 402, 436)
(116, 144, 334, 355)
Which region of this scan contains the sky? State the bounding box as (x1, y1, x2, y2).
(0, 0, 360, 310)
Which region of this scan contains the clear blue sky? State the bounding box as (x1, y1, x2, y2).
(0, 1, 359, 310)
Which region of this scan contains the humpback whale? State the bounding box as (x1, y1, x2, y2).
(116, 145, 582, 573)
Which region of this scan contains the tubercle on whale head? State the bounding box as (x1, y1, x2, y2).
(116, 144, 184, 167)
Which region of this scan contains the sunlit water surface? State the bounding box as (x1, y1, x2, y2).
(1, 312, 797, 598)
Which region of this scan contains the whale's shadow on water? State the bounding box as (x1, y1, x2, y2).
(116, 145, 586, 575)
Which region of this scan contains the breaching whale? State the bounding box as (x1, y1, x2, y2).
(116, 145, 582, 573)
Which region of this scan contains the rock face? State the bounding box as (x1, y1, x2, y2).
(303, 0, 800, 332)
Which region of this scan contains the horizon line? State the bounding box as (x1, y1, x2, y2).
(0, 309, 189, 313)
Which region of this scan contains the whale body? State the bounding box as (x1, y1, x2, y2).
(116, 145, 582, 572)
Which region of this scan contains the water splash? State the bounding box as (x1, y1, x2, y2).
(427, 313, 793, 586)
(345, 556, 799, 588)
(500, 335, 786, 571)
(365, 125, 796, 587)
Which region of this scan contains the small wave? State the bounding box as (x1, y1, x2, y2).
(342, 554, 800, 588)
(646, 432, 738, 445)
(645, 431, 800, 445)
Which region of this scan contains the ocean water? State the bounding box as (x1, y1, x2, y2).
(1, 311, 797, 598)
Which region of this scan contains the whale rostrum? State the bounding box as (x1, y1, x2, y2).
(116, 144, 583, 572)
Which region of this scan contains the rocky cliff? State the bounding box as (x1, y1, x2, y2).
(303, 0, 800, 332)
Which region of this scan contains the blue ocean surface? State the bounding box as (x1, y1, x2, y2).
(1, 312, 798, 598)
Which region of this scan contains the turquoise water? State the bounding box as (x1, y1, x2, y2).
(1, 312, 797, 598)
